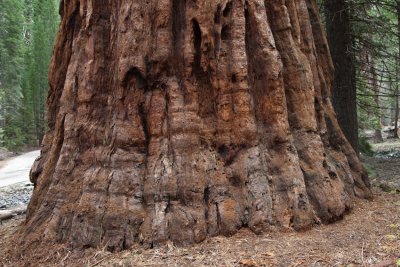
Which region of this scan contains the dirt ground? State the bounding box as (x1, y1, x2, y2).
(363, 139, 400, 191)
(364, 156, 400, 191)
(0, 156, 400, 266)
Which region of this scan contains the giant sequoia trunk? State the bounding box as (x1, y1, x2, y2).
(24, 0, 371, 251)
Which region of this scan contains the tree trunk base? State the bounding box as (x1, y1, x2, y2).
(22, 0, 371, 252)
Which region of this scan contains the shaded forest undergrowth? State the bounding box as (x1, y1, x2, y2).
(1, 154, 400, 266)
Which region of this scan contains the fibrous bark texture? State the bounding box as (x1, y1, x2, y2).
(24, 0, 371, 251)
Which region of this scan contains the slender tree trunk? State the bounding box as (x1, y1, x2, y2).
(395, 0, 400, 138)
(359, 32, 383, 143)
(395, 87, 399, 138)
(0, 56, 4, 130)
(22, 0, 371, 252)
(324, 0, 359, 153)
(369, 58, 384, 143)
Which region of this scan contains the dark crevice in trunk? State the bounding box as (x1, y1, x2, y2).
(122, 67, 148, 91)
(192, 19, 202, 73)
(218, 144, 244, 166)
(48, 7, 79, 129)
(216, 203, 221, 234)
(228, 175, 242, 187)
(221, 25, 231, 41)
(59, 0, 65, 17)
(138, 103, 150, 157)
(244, 4, 261, 126)
(214, 5, 222, 57)
(192, 19, 215, 118)
(172, 0, 186, 72)
(223, 2, 232, 17)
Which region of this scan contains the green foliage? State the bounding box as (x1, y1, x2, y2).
(0, 0, 58, 151)
(0, 0, 26, 150)
(351, 0, 400, 132)
(24, 0, 59, 145)
(363, 163, 377, 178)
(0, 128, 4, 147)
(359, 136, 374, 156)
(3, 123, 25, 149)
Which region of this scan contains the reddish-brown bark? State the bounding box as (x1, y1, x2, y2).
(23, 0, 371, 251)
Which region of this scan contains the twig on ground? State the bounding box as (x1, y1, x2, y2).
(61, 251, 71, 266)
(89, 254, 113, 267)
(370, 257, 397, 267)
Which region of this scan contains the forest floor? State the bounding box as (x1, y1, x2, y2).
(1, 147, 400, 266)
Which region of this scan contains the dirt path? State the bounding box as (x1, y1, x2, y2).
(1, 157, 399, 266)
(0, 150, 40, 188)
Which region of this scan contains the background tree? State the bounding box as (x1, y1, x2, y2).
(324, 0, 359, 153)
(21, 0, 371, 252)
